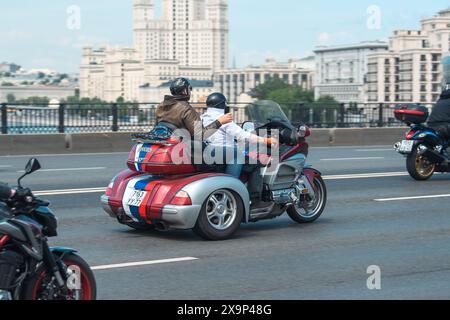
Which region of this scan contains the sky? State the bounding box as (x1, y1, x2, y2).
(1, 0, 450, 73)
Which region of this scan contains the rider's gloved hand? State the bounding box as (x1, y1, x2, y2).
(12, 188, 32, 201)
(265, 137, 279, 148)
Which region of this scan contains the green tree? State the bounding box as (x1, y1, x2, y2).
(6, 94, 16, 104)
(1, 82, 14, 86)
(22, 96, 50, 105)
(309, 95, 340, 127)
(251, 78, 291, 100)
(267, 86, 314, 116)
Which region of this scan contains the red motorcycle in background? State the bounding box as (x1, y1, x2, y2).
(102, 101, 327, 241)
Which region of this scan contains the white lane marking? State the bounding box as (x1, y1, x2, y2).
(35, 187, 106, 196)
(0, 152, 129, 158)
(374, 194, 450, 202)
(356, 149, 393, 152)
(0, 165, 12, 168)
(33, 172, 411, 196)
(310, 145, 393, 150)
(323, 172, 408, 180)
(91, 257, 199, 271)
(320, 157, 385, 161)
(17, 167, 106, 173)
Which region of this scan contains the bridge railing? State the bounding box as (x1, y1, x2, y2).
(0, 102, 431, 134)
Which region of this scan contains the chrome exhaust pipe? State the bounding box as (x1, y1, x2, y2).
(418, 145, 446, 164)
(0, 290, 12, 300)
(417, 145, 428, 155)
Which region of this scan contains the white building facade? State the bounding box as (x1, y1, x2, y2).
(366, 8, 450, 106)
(214, 58, 315, 102)
(80, 0, 229, 102)
(314, 41, 389, 103)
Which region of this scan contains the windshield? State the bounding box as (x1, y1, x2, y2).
(245, 100, 291, 127)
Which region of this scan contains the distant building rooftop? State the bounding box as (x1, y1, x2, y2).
(158, 80, 214, 88)
(314, 41, 389, 53)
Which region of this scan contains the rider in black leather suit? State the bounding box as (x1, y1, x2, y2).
(428, 83, 450, 158)
(428, 83, 450, 143)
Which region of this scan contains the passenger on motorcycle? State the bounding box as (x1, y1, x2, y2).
(202, 92, 278, 212)
(156, 78, 233, 139)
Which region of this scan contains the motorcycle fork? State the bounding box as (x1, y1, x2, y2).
(300, 175, 316, 200)
(42, 242, 67, 290)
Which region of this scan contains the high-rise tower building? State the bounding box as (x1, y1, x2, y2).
(81, 0, 228, 102)
(133, 0, 229, 70)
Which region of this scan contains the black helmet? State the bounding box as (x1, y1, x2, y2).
(170, 77, 192, 96)
(206, 92, 228, 110)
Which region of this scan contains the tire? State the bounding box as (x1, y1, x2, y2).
(125, 222, 155, 231)
(287, 175, 327, 223)
(406, 146, 435, 181)
(193, 189, 244, 241)
(21, 253, 97, 300)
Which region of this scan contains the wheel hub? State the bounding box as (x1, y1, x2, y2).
(206, 190, 238, 231)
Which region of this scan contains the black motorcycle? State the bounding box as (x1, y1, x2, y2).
(0, 159, 96, 300)
(394, 104, 450, 180)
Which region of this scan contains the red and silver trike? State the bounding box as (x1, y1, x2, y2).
(101, 101, 327, 240)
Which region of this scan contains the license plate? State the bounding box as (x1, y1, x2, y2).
(127, 190, 147, 207)
(398, 140, 414, 153)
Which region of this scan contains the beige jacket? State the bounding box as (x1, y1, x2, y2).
(156, 95, 221, 139)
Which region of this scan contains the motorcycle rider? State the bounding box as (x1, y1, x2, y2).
(156, 78, 233, 139)
(428, 81, 450, 156)
(202, 92, 278, 212)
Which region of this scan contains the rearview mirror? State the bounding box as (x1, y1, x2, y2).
(242, 121, 255, 133)
(25, 158, 41, 174)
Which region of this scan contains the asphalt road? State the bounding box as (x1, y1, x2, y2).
(1, 145, 450, 300)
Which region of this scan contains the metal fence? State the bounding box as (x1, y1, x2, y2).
(0, 102, 428, 134)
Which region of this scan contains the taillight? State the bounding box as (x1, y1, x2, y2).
(170, 191, 192, 206)
(105, 181, 114, 196)
(406, 130, 415, 140)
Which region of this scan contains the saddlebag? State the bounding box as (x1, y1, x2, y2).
(394, 104, 429, 124)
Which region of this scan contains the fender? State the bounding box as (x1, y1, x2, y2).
(303, 166, 322, 188)
(50, 247, 77, 258)
(409, 127, 441, 147)
(182, 175, 251, 224)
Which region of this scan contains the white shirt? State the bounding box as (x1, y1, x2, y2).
(202, 108, 252, 147)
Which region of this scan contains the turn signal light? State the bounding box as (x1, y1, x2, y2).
(170, 191, 192, 206)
